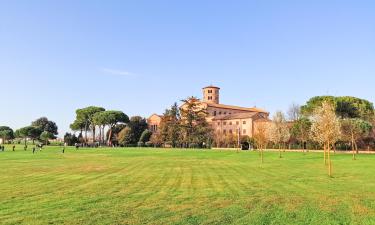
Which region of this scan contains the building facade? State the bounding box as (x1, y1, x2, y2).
(148, 86, 269, 138)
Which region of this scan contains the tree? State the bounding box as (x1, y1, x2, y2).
(74, 106, 105, 143)
(139, 130, 152, 143)
(70, 119, 85, 136)
(128, 116, 148, 144)
(301, 96, 374, 121)
(15, 126, 42, 145)
(180, 97, 213, 148)
(40, 131, 54, 145)
(31, 117, 58, 136)
(253, 121, 271, 164)
(93, 111, 109, 144)
(117, 127, 134, 146)
(287, 103, 301, 122)
(311, 101, 341, 177)
(159, 103, 181, 147)
(268, 111, 290, 158)
(341, 118, 372, 160)
(97, 110, 129, 145)
(64, 133, 79, 146)
(291, 117, 312, 153)
(0, 126, 14, 144)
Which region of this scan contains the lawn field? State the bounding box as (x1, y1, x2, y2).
(0, 146, 374, 225)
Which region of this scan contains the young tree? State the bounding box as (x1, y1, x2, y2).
(0, 126, 14, 144)
(291, 117, 312, 153)
(64, 133, 79, 146)
(311, 101, 341, 177)
(253, 121, 270, 164)
(269, 111, 290, 158)
(341, 118, 372, 160)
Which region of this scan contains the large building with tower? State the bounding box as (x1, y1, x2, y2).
(148, 86, 269, 137)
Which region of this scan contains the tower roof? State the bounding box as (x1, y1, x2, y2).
(202, 85, 220, 89)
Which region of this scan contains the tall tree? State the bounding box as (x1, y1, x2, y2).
(128, 116, 148, 144)
(74, 106, 105, 143)
(98, 110, 129, 145)
(159, 103, 181, 147)
(0, 126, 14, 144)
(180, 97, 212, 148)
(311, 101, 341, 177)
(15, 126, 42, 145)
(287, 103, 301, 122)
(31, 117, 58, 136)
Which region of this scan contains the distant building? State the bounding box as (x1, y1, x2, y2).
(148, 85, 270, 137)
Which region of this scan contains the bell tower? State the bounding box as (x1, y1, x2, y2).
(202, 85, 220, 104)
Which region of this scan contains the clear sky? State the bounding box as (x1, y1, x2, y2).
(1, 0, 374, 136)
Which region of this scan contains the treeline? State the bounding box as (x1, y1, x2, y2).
(0, 117, 58, 145)
(66, 106, 151, 147)
(256, 96, 375, 155)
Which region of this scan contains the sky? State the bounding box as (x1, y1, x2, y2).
(1, 0, 374, 136)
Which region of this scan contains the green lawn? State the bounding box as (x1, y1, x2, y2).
(0, 146, 374, 225)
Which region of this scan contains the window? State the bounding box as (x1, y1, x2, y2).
(224, 112, 227, 115)
(214, 111, 217, 116)
(219, 112, 222, 115)
(217, 122, 220, 125)
(223, 129, 227, 134)
(229, 122, 232, 125)
(223, 122, 227, 125)
(208, 90, 212, 93)
(243, 121, 247, 125)
(236, 121, 239, 125)
(243, 129, 247, 134)
(229, 129, 232, 134)
(208, 96, 212, 100)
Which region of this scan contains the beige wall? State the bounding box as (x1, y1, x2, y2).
(211, 118, 254, 137)
(147, 114, 162, 132)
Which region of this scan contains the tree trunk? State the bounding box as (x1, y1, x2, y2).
(352, 134, 356, 160)
(261, 148, 264, 164)
(92, 126, 96, 143)
(108, 127, 113, 146)
(324, 143, 327, 165)
(279, 144, 282, 158)
(327, 141, 332, 177)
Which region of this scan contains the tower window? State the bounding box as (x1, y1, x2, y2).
(208, 90, 212, 93)
(208, 96, 212, 100)
(229, 122, 232, 125)
(236, 121, 239, 125)
(214, 111, 217, 116)
(243, 129, 247, 134)
(243, 121, 247, 125)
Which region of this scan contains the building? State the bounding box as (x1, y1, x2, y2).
(148, 85, 269, 138)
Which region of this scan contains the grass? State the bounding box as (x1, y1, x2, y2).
(0, 145, 374, 225)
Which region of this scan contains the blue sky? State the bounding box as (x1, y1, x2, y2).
(1, 0, 374, 136)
